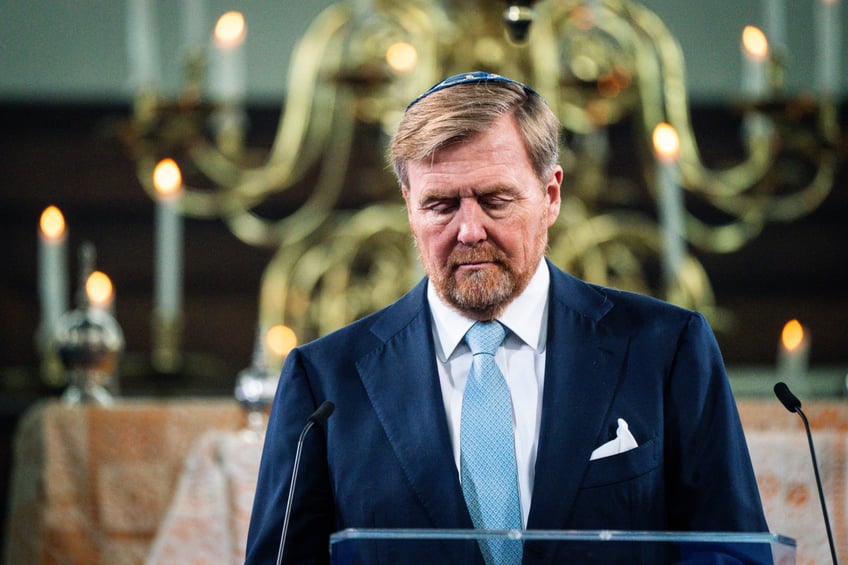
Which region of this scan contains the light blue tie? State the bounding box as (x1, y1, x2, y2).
(461, 321, 523, 565)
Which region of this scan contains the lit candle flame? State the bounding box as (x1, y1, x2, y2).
(781, 319, 805, 351)
(266, 324, 297, 358)
(40, 206, 66, 240)
(86, 270, 114, 309)
(153, 158, 183, 198)
(386, 42, 418, 73)
(214, 11, 246, 49)
(652, 122, 680, 162)
(742, 25, 769, 61)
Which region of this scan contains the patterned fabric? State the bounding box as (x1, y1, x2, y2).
(460, 321, 523, 565)
(3, 399, 246, 565)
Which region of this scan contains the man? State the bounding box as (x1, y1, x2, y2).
(246, 72, 768, 564)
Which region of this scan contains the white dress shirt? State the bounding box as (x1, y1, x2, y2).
(427, 260, 549, 527)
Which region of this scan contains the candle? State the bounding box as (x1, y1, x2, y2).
(651, 123, 685, 291)
(209, 11, 247, 103)
(267, 324, 297, 360)
(741, 25, 769, 100)
(153, 159, 184, 321)
(126, 0, 159, 90)
(762, 0, 786, 56)
(38, 206, 69, 339)
(815, 0, 841, 96)
(385, 42, 418, 74)
(86, 270, 115, 313)
(777, 319, 810, 386)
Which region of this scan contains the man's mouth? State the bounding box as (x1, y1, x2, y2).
(452, 260, 501, 277)
(448, 245, 503, 270)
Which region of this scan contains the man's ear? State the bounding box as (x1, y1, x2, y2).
(401, 185, 413, 220)
(545, 166, 563, 227)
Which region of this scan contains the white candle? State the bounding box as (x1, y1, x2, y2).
(86, 271, 115, 314)
(38, 206, 69, 336)
(815, 0, 841, 96)
(153, 159, 184, 321)
(126, 0, 159, 90)
(777, 319, 810, 386)
(209, 11, 247, 103)
(651, 124, 685, 290)
(741, 25, 769, 100)
(762, 0, 786, 55)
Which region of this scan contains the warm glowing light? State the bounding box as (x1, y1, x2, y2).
(266, 325, 297, 358)
(214, 11, 246, 48)
(86, 270, 114, 308)
(153, 158, 183, 197)
(40, 206, 66, 240)
(386, 42, 418, 73)
(742, 25, 769, 61)
(571, 54, 599, 82)
(781, 319, 805, 351)
(652, 123, 680, 162)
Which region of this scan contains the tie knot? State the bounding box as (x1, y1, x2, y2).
(464, 321, 506, 356)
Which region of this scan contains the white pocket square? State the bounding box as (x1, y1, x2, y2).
(589, 418, 639, 461)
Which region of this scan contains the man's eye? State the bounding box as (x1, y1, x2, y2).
(481, 197, 511, 210)
(426, 201, 457, 214)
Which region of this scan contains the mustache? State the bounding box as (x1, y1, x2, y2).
(447, 244, 507, 269)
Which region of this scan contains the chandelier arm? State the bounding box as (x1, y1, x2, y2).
(548, 211, 716, 313)
(381, 1, 454, 126)
(259, 237, 309, 341)
(221, 88, 356, 249)
(530, 0, 644, 134)
(682, 206, 766, 254)
(761, 149, 838, 222)
(131, 3, 354, 224)
(687, 145, 836, 226)
(289, 205, 411, 338)
(623, 0, 778, 200)
(265, 207, 416, 342)
(607, 0, 783, 256)
(524, 2, 562, 121)
(284, 234, 344, 338)
(261, 3, 354, 176)
(188, 3, 354, 210)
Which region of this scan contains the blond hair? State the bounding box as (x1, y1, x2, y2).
(390, 80, 560, 188)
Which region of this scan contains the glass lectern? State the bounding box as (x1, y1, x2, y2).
(330, 529, 796, 564)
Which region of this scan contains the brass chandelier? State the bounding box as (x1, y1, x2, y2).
(121, 0, 842, 371)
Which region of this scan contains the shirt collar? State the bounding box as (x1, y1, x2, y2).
(428, 260, 550, 362)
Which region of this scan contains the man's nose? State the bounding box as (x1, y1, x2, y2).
(456, 200, 487, 245)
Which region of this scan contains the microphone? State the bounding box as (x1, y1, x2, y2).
(773, 383, 838, 565)
(276, 400, 335, 565)
(773, 382, 801, 412)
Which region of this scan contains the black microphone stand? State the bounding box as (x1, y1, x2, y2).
(773, 382, 839, 565)
(276, 401, 335, 565)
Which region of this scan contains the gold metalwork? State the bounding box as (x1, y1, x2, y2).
(122, 0, 841, 369)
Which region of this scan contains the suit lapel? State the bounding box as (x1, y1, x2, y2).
(527, 264, 630, 530)
(356, 280, 472, 530)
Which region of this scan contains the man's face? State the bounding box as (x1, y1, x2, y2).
(403, 113, 562, 320)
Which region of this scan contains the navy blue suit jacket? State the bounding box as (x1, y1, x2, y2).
(245, 260, 768, 564)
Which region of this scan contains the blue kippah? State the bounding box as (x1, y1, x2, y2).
(405, 71, 540, 110)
